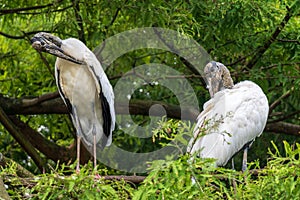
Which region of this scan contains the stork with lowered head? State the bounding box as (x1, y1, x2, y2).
(31, 32, 115, 172)
(187, 61, 268, 171)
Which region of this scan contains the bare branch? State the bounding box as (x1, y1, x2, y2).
(0, 30, 49, 40)
(0, 93, 199, 120)
(259, 62, 300, 70)
(22, 91, 59, 107)
(0, 106, 45, 172)
(276, 39, 300, 45)
(105, 0, 130, 29)
(268, 110, 300, 123)
(246, 4, 299, 68)
(8, 116, 75, 164)
(269, 86, 294, 114)
(1, 91, 300, 136)
(0, 177, 10, 200)
(265, 122, 300, 136)
(0, 154, 34, 178)
(32, 49, 56, 79)
(0, 1, 63, 14)
(103, 175, 145, 184)
(153, 28, 208, 87)
(71, 0, 86, 44)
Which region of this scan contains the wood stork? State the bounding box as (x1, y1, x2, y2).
(187, 61, 268, 171)
(31, 32, 115, 172)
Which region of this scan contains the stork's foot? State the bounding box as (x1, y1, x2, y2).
(76, 163, 80, 174)
(94, 174, 102, 180)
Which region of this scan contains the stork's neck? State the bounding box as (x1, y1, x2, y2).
(221, 67, 234, 89)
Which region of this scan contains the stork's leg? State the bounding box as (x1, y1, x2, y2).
(76, 136, 81, 173)
(93, 134, 97, 170)
(242, 146, 249, 172)
(90, 102, 98, 171)
(231, 158, 237, 195)
(231, 158, 235, 170)
(72, 106, 83, 173)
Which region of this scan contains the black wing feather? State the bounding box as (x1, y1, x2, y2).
(56, 69, 73, 113)
(99, 86, 112, 148)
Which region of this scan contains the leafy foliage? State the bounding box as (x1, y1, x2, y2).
(1, 162, 134, 199)
(135, 141, 300, 199)
(2, 141, 300, 199)
(0, 0, 300, 198)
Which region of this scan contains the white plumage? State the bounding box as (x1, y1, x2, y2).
(31, 33, 115, 171)
(187, 61, 268, 169)
(55, 38, 115, 147)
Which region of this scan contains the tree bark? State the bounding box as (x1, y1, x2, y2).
(265, 122, 300, 136)
(1, 93, 300, 136)
(0, 177, 10, 200)
(0, 106, 45, 172)
(0, 154, 34, 178)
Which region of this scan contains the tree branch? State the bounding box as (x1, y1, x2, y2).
(0, 93, 199, 120)
(0, 154, 34, 178)
(103, 175, 145, 184)
(21, 91, 59, 107)
(0, 30, 50, 40)
(269, 86, 294, 114)
(0, 176, 10, 200)
(8, 116, 75, 164)
(265, 122, 300, 136)
(0, 106, 45, 172)
(1, 92, 300, 136)
(153, 28, 208, 87)
(0, 1, 63, 14)
(0, 93, 67, 115)
(71, 0, 86, 44)
(268, 110, 300, 123)
(276, 38, 300, 45)
(246, 4, 299, 68)
(105, 0, 130, 29)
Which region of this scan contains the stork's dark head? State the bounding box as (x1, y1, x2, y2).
(204, 61, 234, 97)
(31, 32, 84, 65)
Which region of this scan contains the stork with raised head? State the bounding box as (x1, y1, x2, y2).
(187, 61, 268, 171)
(31, 32, 115, 172)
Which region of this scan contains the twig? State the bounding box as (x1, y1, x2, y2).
(103, 175, 145, 184)
(105, 0, 130, 29)
(276, 39, 300, 45)
(34, 49, 56, 79)
(246, 4, 298, 68)
(269, 86, 294, 114)
(0, 0, 63, 14)
(259, 62, 300, 70)
(0, 30, 44, 40)
(71, 0, 86, 44)
(22, 91, 59, 107)
(153, 28, 208, 87)
(268, 110, 300, 123)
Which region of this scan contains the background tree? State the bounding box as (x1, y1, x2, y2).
(0, 0, 299, 175)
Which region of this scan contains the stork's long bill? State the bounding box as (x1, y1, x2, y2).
(31, 32, 116, 172)
(31, 32, 84, 65)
